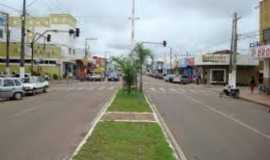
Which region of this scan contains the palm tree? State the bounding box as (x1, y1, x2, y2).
(134, 43, 152, 92)
(113, 56, 137, 93)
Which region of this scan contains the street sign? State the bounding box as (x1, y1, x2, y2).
(250, 44, 270, 58)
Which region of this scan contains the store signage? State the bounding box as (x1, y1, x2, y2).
(251, 45, 270, 58)
(202, 54, 229, 64)
(179, 57, 194, 68)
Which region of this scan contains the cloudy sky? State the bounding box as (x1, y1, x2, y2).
(0, 0, 259, 58)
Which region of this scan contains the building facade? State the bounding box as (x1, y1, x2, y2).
(0, 13, 83, 79)
(195, 52, 259, 85)
(259, 0, 270, 87)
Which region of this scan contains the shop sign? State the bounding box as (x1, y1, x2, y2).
(202, 54, 229, 64)
(179, 57, 194, 68)
(250, 45, 270, 58)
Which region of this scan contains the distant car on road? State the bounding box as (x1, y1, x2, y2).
(107, 72, 120, 81)
(87, 73, 105, 81)
(23, 76, 49, 95)
(0, 77, 24, 100)
(179, 75, 190, 84)
(164, 74, 175, 82)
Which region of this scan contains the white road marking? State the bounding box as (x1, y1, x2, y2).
(150, 87, 156, 92)
(11, 107, 39, 118)
(159, 87, 166, 93)
(189, 97, 270, 140)
(98, 86, 106, 91)
(108, 86, 115, 90)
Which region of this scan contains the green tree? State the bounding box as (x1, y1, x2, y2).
(113, 56, 137, 93)
(133, 43, 152, 92)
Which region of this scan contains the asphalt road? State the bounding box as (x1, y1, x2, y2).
(0, 80, 119, 160)
(144, 76, 270, 160)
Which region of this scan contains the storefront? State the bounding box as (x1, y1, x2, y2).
(195, 53, 259, 85)
(250, 44, 270, 87)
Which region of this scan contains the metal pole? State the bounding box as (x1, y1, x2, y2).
(131, 0, 135, 47)
(170, 47, 172, 69)
(4, 13, 10, 75)
(20, 0, 26, 78)
(85, 39, 87, 58)
(31, 42, 34, 74)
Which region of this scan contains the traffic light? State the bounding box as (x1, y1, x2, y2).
(47, 34, 51, 42)
(69, 29, 75, 35)
(75, 28, 80, 37)
(163, 41, 167, 47)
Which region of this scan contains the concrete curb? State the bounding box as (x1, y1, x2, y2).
(70, 89, 118, 160)
(144, 95, 188, 160)
(239, 96, 270, 109)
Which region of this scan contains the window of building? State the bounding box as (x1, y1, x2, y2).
(210, 69, 226, 83)
(263, 28, 270, 43)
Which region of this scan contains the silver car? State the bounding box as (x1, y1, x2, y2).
(0, 77, 24, 100)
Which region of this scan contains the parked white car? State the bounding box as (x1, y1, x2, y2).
(23, 76, 49, 95)
(0, 77, 24, 100)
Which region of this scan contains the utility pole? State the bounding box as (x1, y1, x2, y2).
(229, 12, 240, 89)
(20, 0, 27, 78)
(129, 0, 139, 48)
(169, 47, 173, 69)
(6, 14, 10, 75)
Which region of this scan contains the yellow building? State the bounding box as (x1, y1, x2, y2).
(259, 0, 270, 86)
(0, 14, 80, 79)
(260, 0, 270, 44)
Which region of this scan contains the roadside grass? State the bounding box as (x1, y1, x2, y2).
(108, 89, 152, 112)
(73, 121, 176, 160)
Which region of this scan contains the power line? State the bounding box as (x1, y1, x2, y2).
(0, 3, 21, 13)
(27, 0, 41, 8)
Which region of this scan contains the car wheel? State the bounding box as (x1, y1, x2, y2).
(14, 92, 23, 100)
(43, 87, 48, 93)
(32, 89, 37, 95)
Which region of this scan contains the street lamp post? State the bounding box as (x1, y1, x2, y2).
(0, 11, 10, 75)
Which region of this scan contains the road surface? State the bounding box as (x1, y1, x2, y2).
(0, 81, 119, 160)
(144, 76, 270, 160)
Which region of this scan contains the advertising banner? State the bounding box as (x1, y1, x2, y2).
(250, 45, 270, 58)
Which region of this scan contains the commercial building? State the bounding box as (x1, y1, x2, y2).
(195, 50, 259, 85)
(256, 0, 270, 87)
(0, 13, 84, 79)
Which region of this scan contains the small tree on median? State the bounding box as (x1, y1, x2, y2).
(133, 43, 152, 92)
(113, 56, 137, 93)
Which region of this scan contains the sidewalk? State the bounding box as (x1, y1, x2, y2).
(240, 88, 270, 109)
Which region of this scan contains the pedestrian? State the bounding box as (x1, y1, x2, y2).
(250, 76, 256, 94)
(258, 74, 264, 92)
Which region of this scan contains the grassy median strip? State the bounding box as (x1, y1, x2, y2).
(73, 89, 176, 160)
(73, 122, 176, 160)
(108, 89, 152, 113)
